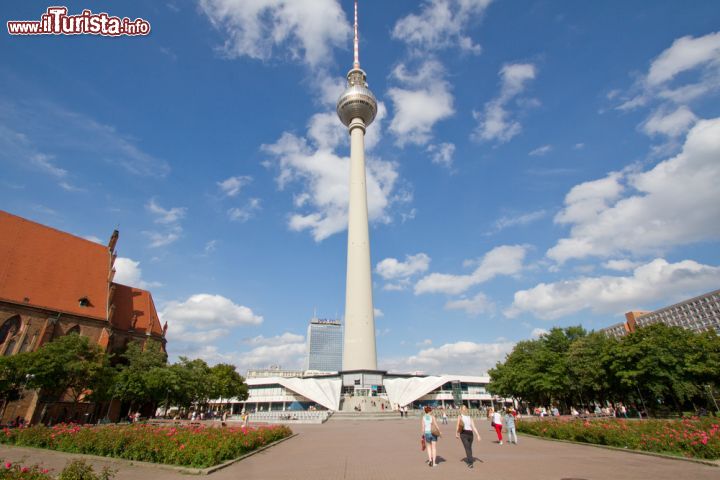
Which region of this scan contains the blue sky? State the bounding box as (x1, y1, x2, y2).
(2, 0, 719, 375)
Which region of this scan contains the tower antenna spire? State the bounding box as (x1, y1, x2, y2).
(353, 0, 360, 69)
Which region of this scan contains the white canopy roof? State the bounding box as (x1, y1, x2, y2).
(246, 376, 342, 410)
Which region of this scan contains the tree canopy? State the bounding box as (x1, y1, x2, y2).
(488, 324, 720, 414)
(8, 334, 249, 416)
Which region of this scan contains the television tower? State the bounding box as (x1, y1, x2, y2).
(336, 0, 378, 371)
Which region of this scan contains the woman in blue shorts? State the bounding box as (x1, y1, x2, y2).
(421, 406, 441, 467)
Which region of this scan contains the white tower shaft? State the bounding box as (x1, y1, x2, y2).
(343, 118, 376, 371)
(337, 1, 378, 372)
(343, 118, 377, 370)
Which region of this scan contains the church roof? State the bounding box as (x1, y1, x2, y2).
(0, 210, 110, 320)
(111, 283, 163, 336)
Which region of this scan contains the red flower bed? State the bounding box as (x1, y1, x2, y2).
(0, 461, 51, 479)
(0, 423, 292, 468)
(517, 417, 720, 460)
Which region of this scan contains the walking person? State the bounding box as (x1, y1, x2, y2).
(455, 405, 481, 468)
(421, 406, 441, 467)
(504, 408, 518, 444)
(492, 408, 504, 445)
(441, 408, 448, 425)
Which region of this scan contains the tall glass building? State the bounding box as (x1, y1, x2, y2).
(306, 319, 343, 372)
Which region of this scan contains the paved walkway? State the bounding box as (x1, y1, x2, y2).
(1, 419, 718, 479)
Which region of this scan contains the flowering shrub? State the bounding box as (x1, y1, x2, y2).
(0, 424, 292, 468)
(57, 460, 114, 480)
(517, 417, 720, 460)
(0, 461, 51, 480)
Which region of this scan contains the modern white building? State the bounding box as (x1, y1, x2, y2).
(236, 373, 499, 412)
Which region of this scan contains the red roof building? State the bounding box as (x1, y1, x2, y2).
(0, 210, 167, 423)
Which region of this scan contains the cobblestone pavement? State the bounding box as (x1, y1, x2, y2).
(1, 419, 718, 479)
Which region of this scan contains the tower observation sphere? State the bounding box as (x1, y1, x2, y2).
(336, 69, 377, 127)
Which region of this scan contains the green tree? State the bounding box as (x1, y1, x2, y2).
(167, 357, 212, 409)
(567, 331, 617, 407)
(681, 330, 720, 411)
(209, 363, 248, 409)
(609, 323, 698, 414)
(26, 333, 109, 405)
(112, 341, 168, 412)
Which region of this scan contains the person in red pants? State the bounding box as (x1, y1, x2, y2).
(492, 408, 504, 444)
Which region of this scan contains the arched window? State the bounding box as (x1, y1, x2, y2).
(0, 316, 21, 345)
(67, 325, 81, 336)
(18, 332, 38, 353)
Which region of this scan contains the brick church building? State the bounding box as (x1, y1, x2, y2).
(0, 210, 167, 424)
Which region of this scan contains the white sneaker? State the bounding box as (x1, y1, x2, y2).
(499, 441, 503, 445)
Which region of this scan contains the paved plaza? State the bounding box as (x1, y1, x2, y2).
(1, 419, 718, 479)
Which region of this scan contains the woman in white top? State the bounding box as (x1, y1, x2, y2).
(421, 406, 441, 467)
(492, 409, 504, 445)
(455, 405, 481, 468)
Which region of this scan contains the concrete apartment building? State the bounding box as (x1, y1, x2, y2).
(601, 289, 720, 338)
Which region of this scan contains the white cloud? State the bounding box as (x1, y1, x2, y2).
(641, 105, 698, 138)
(29, 153, 67, 178)
(235, 339, 307, 371)
(162, 293, 263, 328)
(473, 63, 537, 143)
(262, 104, 403, 242)
(144, 228, 182, 248)
(415, 245, 527, 295)
(391, 0, 492, 53)
(199, 0, 350, 68)
(243, 332, 304, 346)
(374, 308, 384, 318)
(143, 199, 186, 248)
(416, 339, 433, 347)
(529, 144, 553, 156)
(617, 32, 720, 140)
(227, 198, 261, 222)
(387, 61, 454, 146)
(383, 281, 409, 292)
(445, 292, 495, 316)
(548, 118, 720, 262)
(83, 235, 103, 244)
(487, 210, 547, 235)
(427, 142, 455, 167)
(531, 328, 548, 338)
(382, 340, 514, 375)
(113, 257, 162, 289)
(603, 259, 642, 271)
(146, 198, 187, 224)
(171, 332, 307, 371)
(163, 293, 263, 348)
(646, 32, 720, 87)
(0, 97, 170, 181)
(507, 258, 720, 320)
(376, 253, 431, 280)
(0, 98, 170, 178)
(217, 175, 252, 197)
(204, 240, 217, 255)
